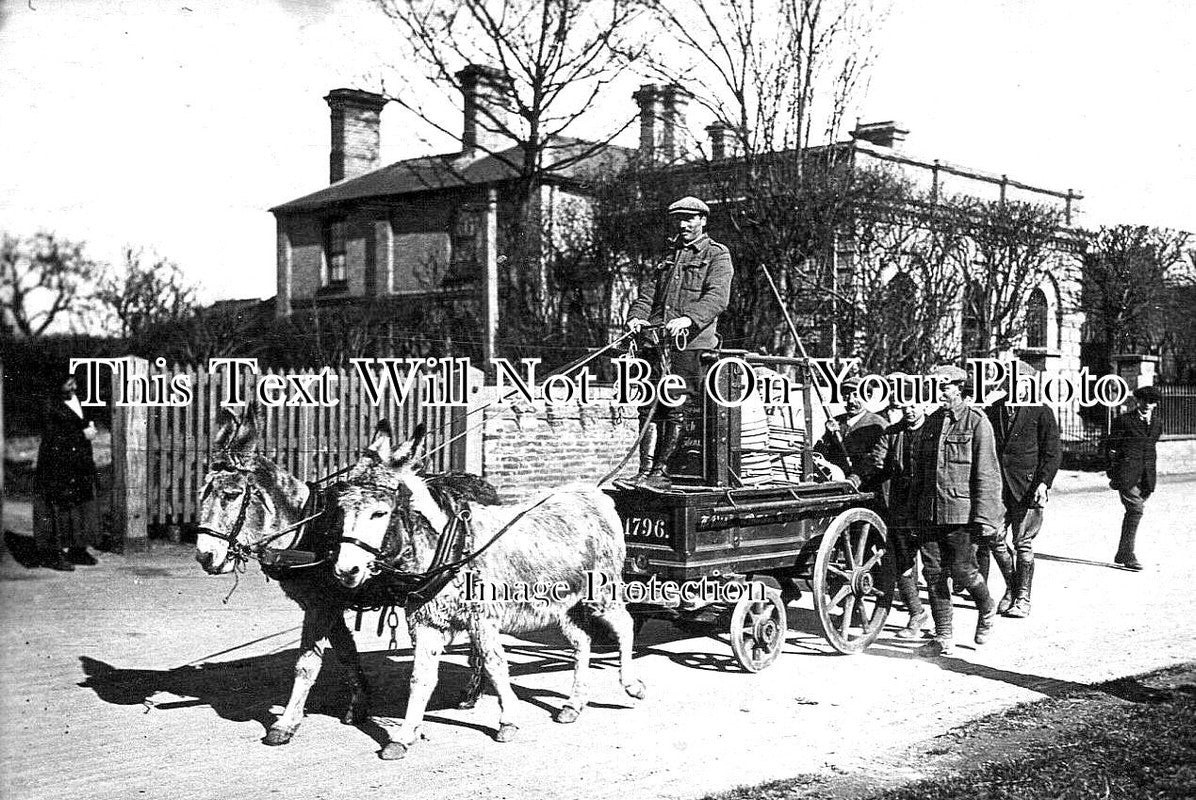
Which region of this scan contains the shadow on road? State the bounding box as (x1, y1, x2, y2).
(866, 645, 1182, 705)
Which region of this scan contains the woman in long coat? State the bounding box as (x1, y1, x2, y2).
(33, 375, 100, 570)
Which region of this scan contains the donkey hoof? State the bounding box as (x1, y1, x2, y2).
(624, 680, 647, 700)
(379, 742, 409, 760)
(495, 722, 519, 742)
(555, 706, 582, 724)
(456, 693, 479, 710)
(262, 726, 296, 746)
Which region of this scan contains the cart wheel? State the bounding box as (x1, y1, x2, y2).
(813, 508, 894, 654)
(729, 583, 787, 672)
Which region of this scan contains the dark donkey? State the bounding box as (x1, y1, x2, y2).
(332, 421, 645, 760)
(195, 406, 496, 746)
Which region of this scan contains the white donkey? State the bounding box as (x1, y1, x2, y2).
(332, 421, 645, 759)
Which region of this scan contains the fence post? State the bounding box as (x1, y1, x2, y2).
(454, 366, 486, 475)
(111, 356, 149, 552)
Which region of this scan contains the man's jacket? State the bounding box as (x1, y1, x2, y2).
(1106, 408, 1162, 495)
(817, 411, 888, 477)
(984, 400, 1062, 508)
(627, 234, 733, 350)
(908, 400, 1003, 533)
(858, 419, 928, 528)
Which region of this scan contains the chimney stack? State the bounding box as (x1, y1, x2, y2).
(325, 88, 387, 184)
(706, 121, 729, 161)
(851, 121, 909, 150)
(457, 64, 514, 156)
(658, 85, 691, 164)
(632, 84, 658, 166)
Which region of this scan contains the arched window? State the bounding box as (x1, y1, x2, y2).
(962, 280, 983, 356)
(1026, 287, 1048, 349)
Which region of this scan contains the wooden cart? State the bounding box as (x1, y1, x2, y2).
(605, 352, 895, 672)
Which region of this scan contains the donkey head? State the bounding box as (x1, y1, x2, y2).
(332, 421, 437, 589)
(195, 405, 304, 573)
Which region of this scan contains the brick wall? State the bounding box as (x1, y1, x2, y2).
(475, 385, 641, 503)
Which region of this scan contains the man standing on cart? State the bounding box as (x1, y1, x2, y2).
(625, 196, 733, 489)
(908, 365, 1003, 656)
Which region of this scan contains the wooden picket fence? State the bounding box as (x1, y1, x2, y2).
(145, 365, 467, 527)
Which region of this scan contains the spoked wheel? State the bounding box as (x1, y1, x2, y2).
(813, 508, 894, 654)
(729, 582, 788, 672)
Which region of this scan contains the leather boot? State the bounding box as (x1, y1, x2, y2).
(67, 547, 98, 566)
(968, 578, 997, 645)
(642, 418, 683, 490)
(1006, 558, 1033, 618)
(895, 571, 927, 639)
(631, 423, 656, 485)
(990, 542, 1017, 615)
(918, 585, 954, 656)
(40, 549, 74, 572)
(1115, 512, 1142, 570)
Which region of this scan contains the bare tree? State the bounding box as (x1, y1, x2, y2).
(954, 198, 1071, 357)
(94, 247, 198, 339)
(370, 0, 643, 189)
(639, 0, 887, 158)
(1, 232, 100, 337)
(848, 196, 971, 372)
(366, 0, 646, 349)
(1079, 224, 1191, 356)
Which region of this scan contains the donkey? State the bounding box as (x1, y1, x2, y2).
(195, 407, 496, 746)
(332, 421, 645, 760)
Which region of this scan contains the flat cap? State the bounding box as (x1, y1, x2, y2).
(841, 376, 861, 393)
(668, 196, 710, 215)
(930, 364, 968, 384)
(1133, 385, 1163, 403)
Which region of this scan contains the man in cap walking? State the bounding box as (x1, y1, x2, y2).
(979, 359, 1061, 617)
(908, 364, 1003, 656)
(818, 375, 888, 477)
(626, 196, 733, 489)
(1106, 385, 1163, 571)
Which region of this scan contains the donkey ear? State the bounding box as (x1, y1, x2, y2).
(228, 402, 259, 456)
(367, 418, 394, 462)
(213, 406, 240, 451)
(389, 422, 426, 468)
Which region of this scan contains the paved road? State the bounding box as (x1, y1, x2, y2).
(2, 472, 1193, 800)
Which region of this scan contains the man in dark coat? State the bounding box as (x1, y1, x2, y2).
(34, 375, 100, 570)
(626, 196, 733, 489)
(855, 393, 932, 639)
(817, 376, 888, 477)
(908, 365, 1003, 656)
(1105, 385, 1163, 571)
(979, 361, 1061, 617)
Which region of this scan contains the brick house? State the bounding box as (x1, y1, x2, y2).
(271, 71, 1085, 375)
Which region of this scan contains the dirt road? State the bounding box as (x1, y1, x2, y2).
(2, 472, 1193, 800)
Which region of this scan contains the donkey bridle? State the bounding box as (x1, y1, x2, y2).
(202, 465, 325, 570)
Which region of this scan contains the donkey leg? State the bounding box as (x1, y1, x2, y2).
(327, 611, 370, 725)
(555, 612, 592, 724)
(472, 621, 522, 742)
(266, 607, 333, 745)
(600, 604, 647, 700)
(381, 625, 449, 760)
(457, 634, 485, 710)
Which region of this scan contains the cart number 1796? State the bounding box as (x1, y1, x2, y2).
(625, 516, 668, 540)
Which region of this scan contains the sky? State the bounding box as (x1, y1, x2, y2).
(1, 0, 1193, 306)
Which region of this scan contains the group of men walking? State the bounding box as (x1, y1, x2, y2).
(624, 195, 1164, 658)
(836, 366, 1059, 656)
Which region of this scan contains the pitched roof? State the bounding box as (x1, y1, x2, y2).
(270, 136, 633, 213)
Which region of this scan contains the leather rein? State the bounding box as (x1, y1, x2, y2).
(202, 463, 331, 572)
